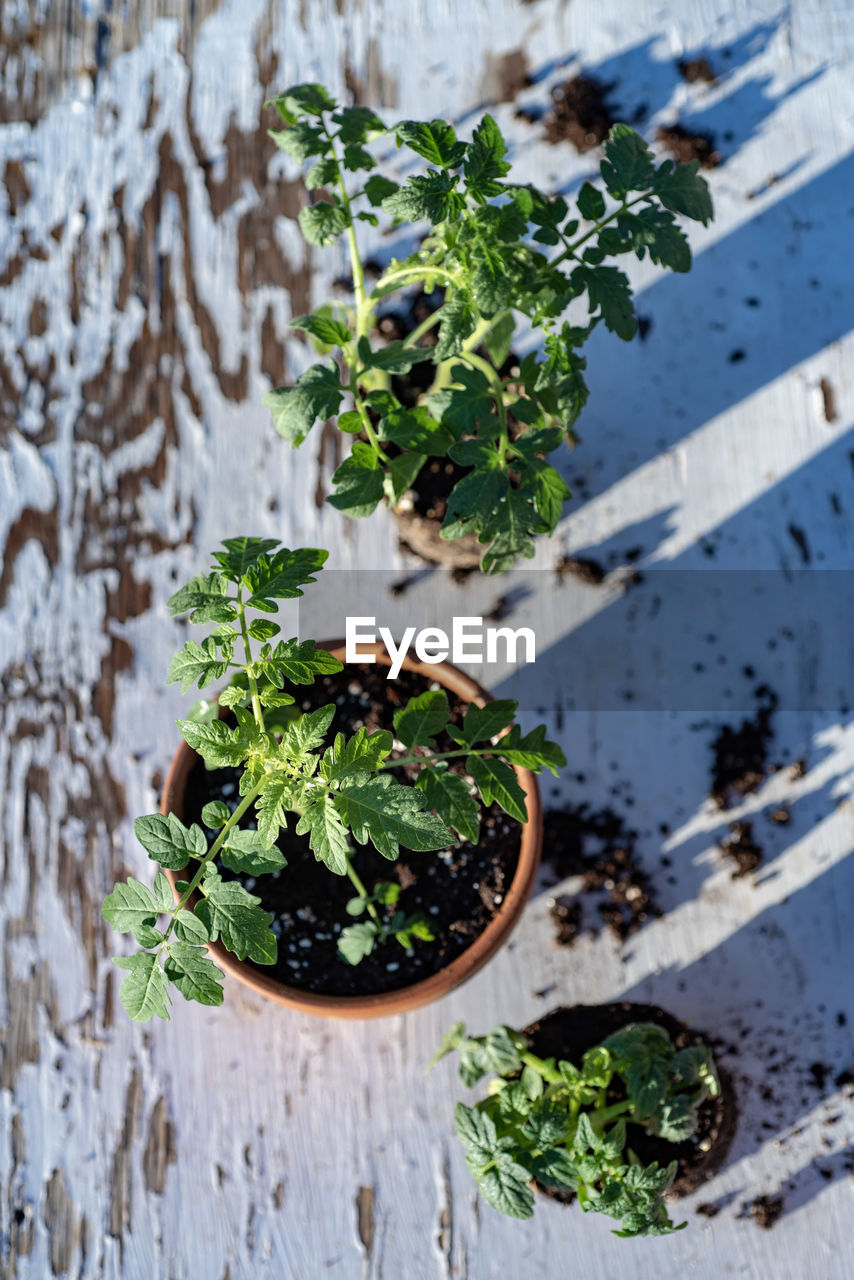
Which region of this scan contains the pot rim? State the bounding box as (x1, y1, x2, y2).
(162, 639, 542, 1019)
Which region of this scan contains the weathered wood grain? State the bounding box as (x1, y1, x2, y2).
(2, 1, 854, 1277)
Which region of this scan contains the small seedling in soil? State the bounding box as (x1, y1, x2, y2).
(434, 1019, 719, 1235)
(264, 84, 713, 573)
(102, 538, 564, 1020)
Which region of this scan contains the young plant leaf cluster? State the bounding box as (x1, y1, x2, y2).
(434, 1019, 719, 1236)
(102, 539, 565, 1020)
(264, 84, 713, 573)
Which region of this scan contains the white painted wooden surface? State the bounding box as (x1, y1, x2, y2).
(2, 1, 854, 1276)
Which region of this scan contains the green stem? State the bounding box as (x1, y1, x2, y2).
(553, 193, 650, 267)
(344, 853, 382, 927)
(381, 746, 502, 770)
(519, 1050, 564, 1085)
(163, 779, 266, 939)
(402, 306, 445, 347)
(370, 263, 461, 299)
(350, 368, 391, 465)
(237, 594, 265, 734)
(591, 1099, 634, 1128)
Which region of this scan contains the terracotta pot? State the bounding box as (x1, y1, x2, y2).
(522, 1002, 737, 1203)
(162, 640, 542, 1020)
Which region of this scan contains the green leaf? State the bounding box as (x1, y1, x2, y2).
(533, 1147, 579, 1189)
(300, 200, 347, 245)
(454, 1103, 497, 1169)
(197, 879, 277, 964)
(221, 828, 287, 875)
(322, 728, 393, 783)
(395, 119, 467, 169)
(172, 908, 210, 944)
(296, 795, 350, 874)
(393, 688, 450, 746)
(577, 181, 606, 221)
(467, 755, 528, 823)
(600, 125, 655, 198)
(364, 174, 399, 206)
(455, 699, 518, 747)
(478, 1154, 535, 1219)
(278, 704, 336, 756)
(380, 405, 456, 456)
(416, 767, 480, 844)
(337, 921, 378, 965)
(652, 158, 713, 225)
(358, 337, 434, 376)
(578, 264, 636, 340)
(480, 489, 547, 575)
(290, 313, 353, 346)
(212, 537, 280, 580)
(336, 774, 453, 860)
(304, 157, 338, 189)
(428, 364, 495, 435)
(497, 723, 567, 775)
(342, 143, 375, 172)
(328, 441, 385, 517)
(267, 84, 337, 123)
(383, 172, 465, 224)
(433, 293, 476, 361)
(247, 619, 280, 641)
(134, 813, 207, 869)
(256, 776, 290, 848)
(388, 451, 426, 502)
(114, 952, 171, 1022)
(167, 572, 237, 624)
(441, 464, 508, 543)
(102, 878, 166, 948)
(333, 104, 385, 143)
(164, 941, 225, 1007)
(264, 364, 343, 446)
(482, 311, 515, 368)
(167, 637, 230, 693)
(243, 546, 329, 604)
(483, 1025, 524, 1075)
(464, 114, 510, 199)
(177, 719, 252, 769)
(627, 206, 691, 272)
(427, 1021, 467, 1069)
(268, 121, 326, 162)
(522, 1098, 571, 1148)
(518, 458, 571, 534)
(262, 638, 342, 684)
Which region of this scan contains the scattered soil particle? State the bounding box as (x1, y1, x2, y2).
(819, 377, 838, 422)
(768, 806, 790, 826)
(789, 757, 808, 780)
(719, 821, 763, 878)
(678, 57, 717, 85)
(485, 595, 512, 623)
(656, 123, 721, 169)
(555, 555, 606, 586)
(548, 898, 582, 946)
(695, 1202, 720, 1217)
(544, 75, 616, 151)
(542, 805, 661, 944)
(526, 1004, 737, 1204)
(181, 666, 521, 998)
(387, 574, 419, 597)
(739, 1194, 783, 1230)
(710, 688, 777, 809)
(808, 1062, 832, 1091)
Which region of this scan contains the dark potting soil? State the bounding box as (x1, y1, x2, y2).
(542, 805, 661, 945)
(523, 1003, 737, 1204)
(180, 665, 521, 997)
(656, 123, 721, 169)
(544, 75, 616, 150)
(555, 555, 607, 586)
(710, 686, 777, 809)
